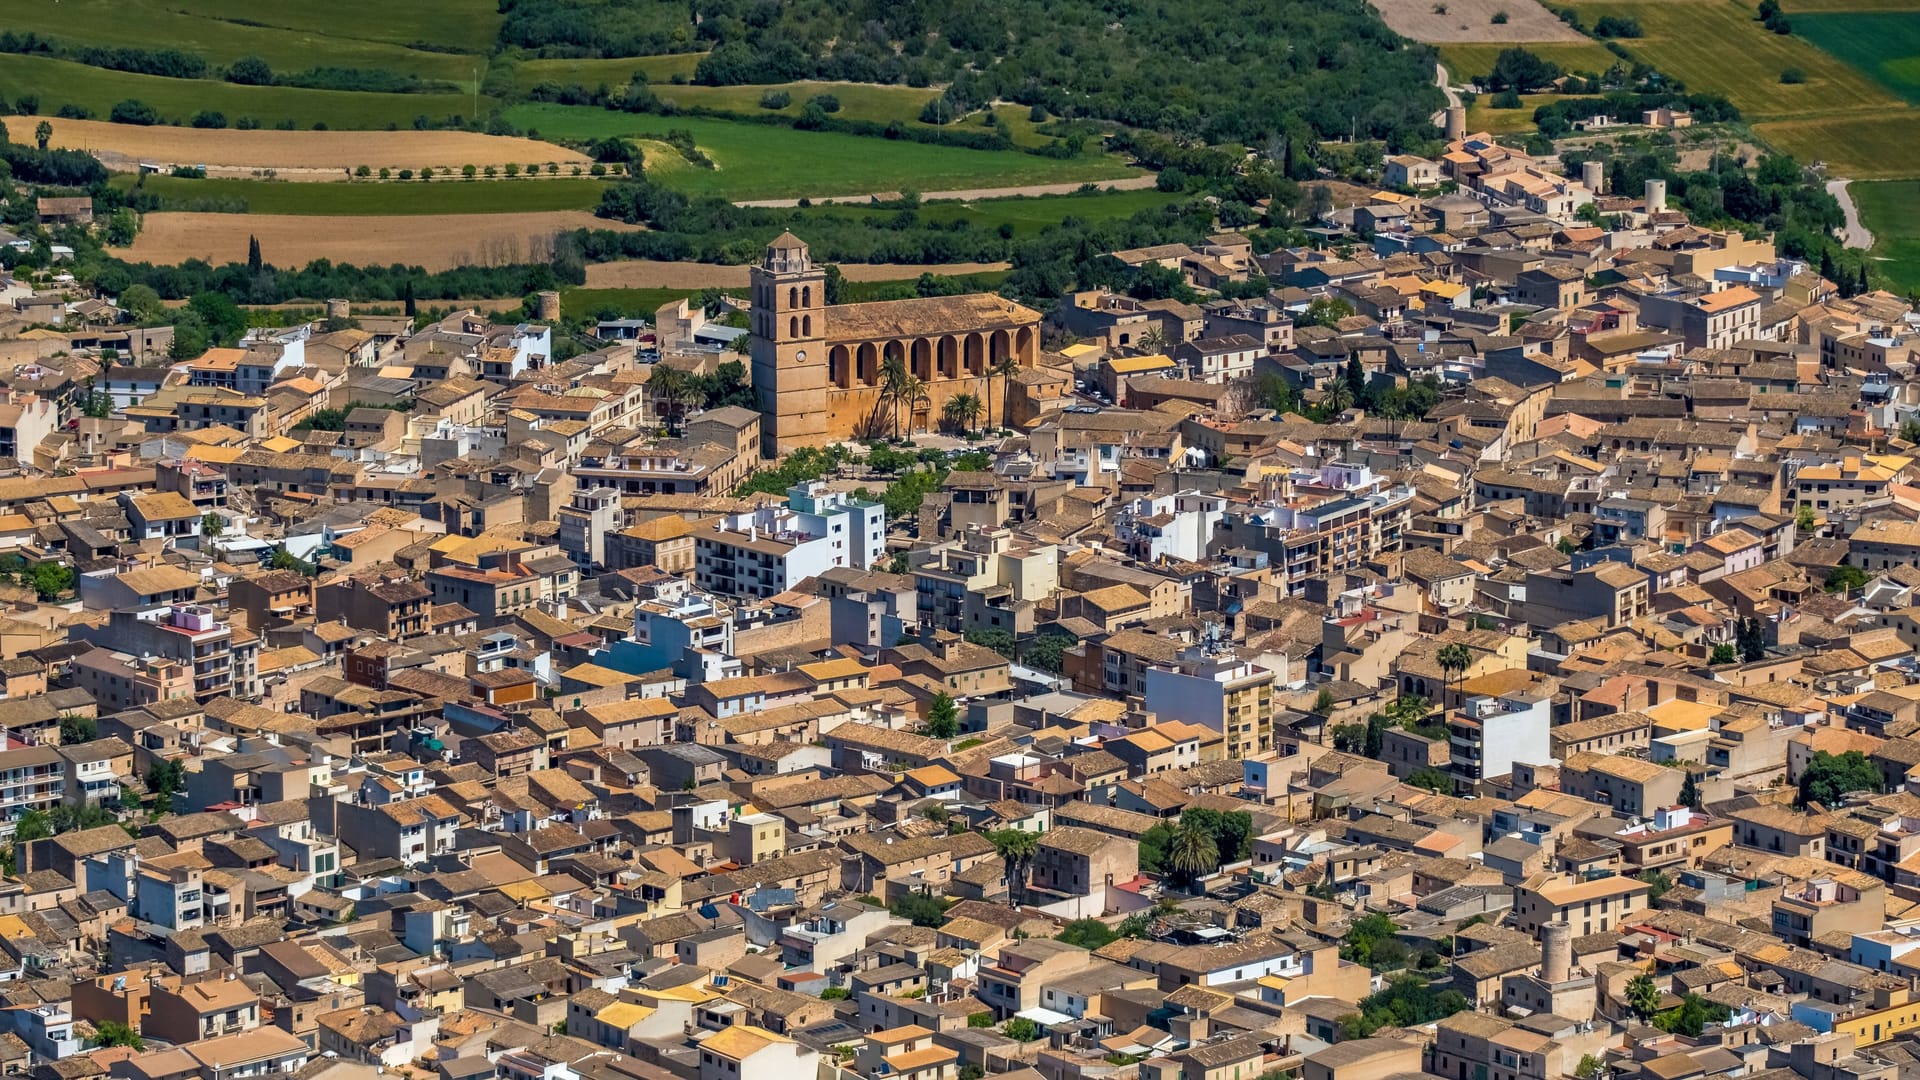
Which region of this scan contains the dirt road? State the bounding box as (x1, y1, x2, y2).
(1431, 63, 1464, 129)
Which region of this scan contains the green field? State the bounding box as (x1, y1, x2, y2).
(1465, 93, 1602, 135)
(0, 53, 488, 130)
(109, 174, 610, 214)
(5, 0, 486, 84)
(504, 104, 1143, 200)
(1438, 41, 1624, 80)
(1567, 0, 1898, 120)
(1793, 13, 1920, 104)
(562, 271, 1013, 317)
(1757, 112, 1920, 177)
(797, 189, 1179, 235)
(1849, 179, 1920, 291)
(513, 54, 710, 94)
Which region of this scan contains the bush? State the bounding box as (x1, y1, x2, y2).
(759, 89, 791, 109)
(189, 110, 227, 129)
(1156, 167, 1188, 192)
(1491, 89, 1524, 109)
(226, 55, 272, 85)
(810, 93, 841, 112)
(919, 97, 955, 125)
(1781, 67, 1806, 84)
(1491, 10, 1509, 23)
(1593, 14, 1643, 36)
(109, 99, 160, 125)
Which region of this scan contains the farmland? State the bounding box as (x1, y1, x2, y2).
(503, 104, 1144, 202)
(1792, 13, 1920, 105)
(113, 210, 638, 272)
(3, 0, 488, 83)
(1849, 179, 1920, 292)
(512, 54, 709, 94)
(108, 175, 612, 215)
(581, 260, 1013, 289)
(1564, 0, 1895, 120)
(1369, 0, 1588, 42)
(1466, 93, 1603, 134)
(6, 118, 589, 175)
(1437, 42, 1625, 80)
(793, 189, 1181, 235)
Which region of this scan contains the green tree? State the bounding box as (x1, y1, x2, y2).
(1167, 821, 1219, 890)
(13, 809, 50, 844)
(889, 891, 951, 927)
(1637, 869, 1672, 904)
(964, 627, 1016, 657)
(1679, 771, 1700, 810)
(819, 987, 850, 1000)
(1710, 643, 1736, 665)
(146, 758, 186, 801)
(1626, 974, 1661, 1020)
(1799, 750, 1883, 807)
(1181, 807, 1253, 861)
(1001, 1017, 1041, 1042)
(1796, 503, 1819, 532)
(1295, 297, 1356, 328)
(28, 561, 73, 601)
(987, 354, 1021, 432)
(1339, 973, 1468, 1037)
(1056, 918, 1119, 950)
(59, 714, 96, 745)
(1826, 564, 1869, 593)
(925, 691, 959, 739)
(1312, 688, 1336, 715)
(91, 1021, 142, 1050)
(990, 828, 1039, 903)
(1021, 631, 1076, 672)
(34, 120, 52, 150)
(1653, 993, 1731, 1037)
(1342, 912, 1401, 968)
(1406, 767, 1453, 793)
(1737, 617, 1768, 663)
(1575, 1055, 1604, 1080)
(1138, 822, 1175, 874)
(201, 512, 224, 539)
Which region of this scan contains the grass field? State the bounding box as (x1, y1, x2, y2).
(6, 0, 486, 84)
(513, 54, 710, 94)
(109, 174, 611, 214)
(1566, 0, 1898, 120)
(1755, 113, 1920, 177)
(0, 54, 490, 132)
(798, 189, 1179, 234)
(1438, 41, 1625, 79)
(1849, 179, 1920, 291)
(1465, 92, 1602, 134)
(504, 104, 1142, 201)
(1793, 13, 1920, 105)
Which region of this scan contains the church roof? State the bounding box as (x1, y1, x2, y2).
(824, 294, 1041, 344)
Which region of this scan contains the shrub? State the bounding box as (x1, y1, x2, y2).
(759, 89, 792, 109)
(1491, 10, 1509, 23)
(1780, 67, 1806, 83)
(109, 99, 160, 125)
(226, 55, 272, 85)
(189, 110, 227, 129)
(1593, 14, 1643, 36)
(919, 97, 955, 125)
(1491, 89, 1524, 109)
(462, 164, 477, 178)
(398, 168, 413, 180)
(810, 93, 840, 112)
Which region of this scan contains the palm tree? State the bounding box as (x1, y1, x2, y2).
(34, 120, 52, 151)
(1436, 642, 1472, 704)
(1626, 973, 1660, 1020)
(988, 354, 1020, 433)
(1137, 325, 1168, 354)
(950, 393, 983, 435)
(870, 355, 910, 439)
(1166, 822, 1219, 892)
(895, 374, 928, 439)
(990, 828, 1039, 905)
(649, 365, 686, 433)
(942, 395, 969, 434)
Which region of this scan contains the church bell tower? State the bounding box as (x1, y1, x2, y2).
(749, 232, 828, 456)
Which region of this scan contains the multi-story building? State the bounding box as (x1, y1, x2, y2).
(1446, 689, 1550, 792)
(0, 746, 64, 835)
(74, 604, 256, 700)
(911, 526, 1057, 637)
(557, 486, 623, 570)
(694, 483, 884, 600)
(1213, 463, 1415, 595)
(1142, 638, 1276, 760)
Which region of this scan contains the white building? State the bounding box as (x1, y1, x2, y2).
(1448, 690, 1551, 791)
(1116, 491, 1226, 563)
(693, 483, 884, 599)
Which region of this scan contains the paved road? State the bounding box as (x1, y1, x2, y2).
(735, 174, 1159, 209)
(1827, 179, 1874, 250)
(1431, 63, 1464, 129)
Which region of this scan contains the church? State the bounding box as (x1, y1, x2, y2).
(748, 233, 1043, 456)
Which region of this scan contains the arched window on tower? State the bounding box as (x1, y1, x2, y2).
(803, 315, 812, 336)
(803, 286, 812, 307)
(790, 316, 799, 338)
(789, 286, 798, 308)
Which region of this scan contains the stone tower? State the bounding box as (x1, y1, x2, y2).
(749, 232, 828, 456)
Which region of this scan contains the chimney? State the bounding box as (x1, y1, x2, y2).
(1541, 921, 1572, 984)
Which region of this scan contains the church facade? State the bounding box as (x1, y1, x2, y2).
(748, 233, 1042, 456)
